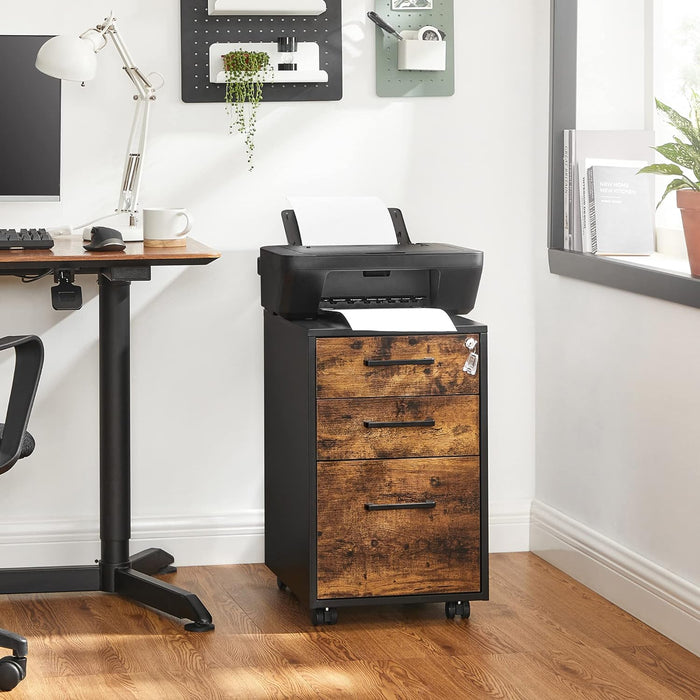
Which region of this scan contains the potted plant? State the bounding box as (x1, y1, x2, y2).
(639, 93, 700, 275)
(222, 50, 272, 170)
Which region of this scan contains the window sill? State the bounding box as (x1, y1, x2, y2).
(606, 252, 690, 275)
(548, 248, 700, 309)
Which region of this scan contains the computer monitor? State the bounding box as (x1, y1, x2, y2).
(0, 35, 61, 202)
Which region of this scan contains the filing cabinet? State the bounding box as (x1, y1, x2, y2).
(263, 311, 488, 625)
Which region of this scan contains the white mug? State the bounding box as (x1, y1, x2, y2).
(142, 208, 193, 246)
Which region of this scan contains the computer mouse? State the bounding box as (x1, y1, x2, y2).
(83, 226, 126, 252)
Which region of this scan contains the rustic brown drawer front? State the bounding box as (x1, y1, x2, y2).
(316, 457, 481, 599)
(316, 335, 480, 398)
(317, 395, 479, 461)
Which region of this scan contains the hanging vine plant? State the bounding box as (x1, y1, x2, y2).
(223, 50, 272, 170)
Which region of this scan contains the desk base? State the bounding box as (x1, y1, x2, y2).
(0, 548, 214, 632)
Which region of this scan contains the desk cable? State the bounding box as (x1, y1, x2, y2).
(20, 270, 52, 284)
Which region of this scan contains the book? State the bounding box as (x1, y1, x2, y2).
(563, 130, 572, 250)
(586, 160, 654, 255)
(564, 130, 654, 252)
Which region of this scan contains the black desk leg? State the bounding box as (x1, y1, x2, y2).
(97, 275, 214, 631)
(98, 276, 131, 581)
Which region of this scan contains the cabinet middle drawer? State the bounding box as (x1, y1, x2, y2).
(317, 395, 479, 460)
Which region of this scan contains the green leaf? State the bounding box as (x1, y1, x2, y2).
(690, 90, 700, 132)
(657, 178, 696, 208)
(654, 142, 700, 180)
(638, 163, 684, 177)
(656, 98, 700, 151)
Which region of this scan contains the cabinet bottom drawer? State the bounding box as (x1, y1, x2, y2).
(316, 457, 481, 600)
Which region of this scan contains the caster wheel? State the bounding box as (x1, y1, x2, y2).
(184, 620, 215, 632)
(460, 601, 471, 619)
(311, 609, 325, 626)
(277, 577, 287, 591)
(0, 657, 26, 692)
(311, 607, 338, 626)
(445, 601, 457, 619)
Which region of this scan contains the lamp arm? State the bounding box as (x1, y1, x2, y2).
(97, 18, 159, 224)
(118, 96, 152, 219)
(106, 24, 154, 98)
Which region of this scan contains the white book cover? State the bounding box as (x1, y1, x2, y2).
(563, 130, 572, 250)
(585, 158, 654, 255)
(568, 130, 653, 252)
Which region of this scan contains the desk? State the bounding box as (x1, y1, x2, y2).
(0, 237, 220, 631)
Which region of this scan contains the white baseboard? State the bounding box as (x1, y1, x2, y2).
(531, 500, 700, 657)
(0, 499, 531, 569)
(0, 511, 265, 568)
(489, 498, 531, 553)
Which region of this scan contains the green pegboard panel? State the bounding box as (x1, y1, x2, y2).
(374, 0, 454, 98)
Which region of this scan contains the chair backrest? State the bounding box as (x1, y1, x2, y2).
(0, 336, 43, 475)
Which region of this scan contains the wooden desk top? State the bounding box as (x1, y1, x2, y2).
(0, 236, 220, 274)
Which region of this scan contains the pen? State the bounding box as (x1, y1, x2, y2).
(367, 11, 404, 41)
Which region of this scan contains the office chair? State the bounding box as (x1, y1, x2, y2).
(0, 335, 43, 692)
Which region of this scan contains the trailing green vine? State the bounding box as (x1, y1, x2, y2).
(223, 50, 272, 170)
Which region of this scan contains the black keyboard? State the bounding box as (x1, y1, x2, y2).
(0, 228, 54, 250)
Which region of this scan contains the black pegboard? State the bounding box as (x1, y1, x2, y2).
(180, 0, 343, 102)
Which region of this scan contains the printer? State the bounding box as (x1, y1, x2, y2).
(258, 208, 483, 319)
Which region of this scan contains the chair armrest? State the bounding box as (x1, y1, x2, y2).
(0, 336, 43, 475)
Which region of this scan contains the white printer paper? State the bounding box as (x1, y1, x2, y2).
(332, 308, 457, 333)
(287, 196, 397, 246)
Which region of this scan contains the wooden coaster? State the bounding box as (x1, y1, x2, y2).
(143, 238, 188, 248)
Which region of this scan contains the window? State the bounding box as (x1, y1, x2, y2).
(549, 0, 700, 308)
(654, 1, 700, 241)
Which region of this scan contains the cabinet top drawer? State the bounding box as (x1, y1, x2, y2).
(316, 334, 480, 399)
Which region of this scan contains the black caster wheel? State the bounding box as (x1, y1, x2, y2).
(445, 601, 470, 620)
(277, 577, 287, 591)
(311, 609, 324, 626)
(0, 656, 26, 692)
(311, 607, 338, 626)
(184, 620, 215, 633)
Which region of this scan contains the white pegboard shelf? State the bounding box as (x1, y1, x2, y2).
(213, 70, 329, 83)
(209, 41, 329, 83)
(207, 0, 327, 15)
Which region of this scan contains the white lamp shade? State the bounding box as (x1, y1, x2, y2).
(36, 35, 98, 82)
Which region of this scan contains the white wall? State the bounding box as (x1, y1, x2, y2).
(534, 1, 700, 655)
(0, 0, 539, 565)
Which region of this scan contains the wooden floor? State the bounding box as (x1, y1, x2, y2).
(0, 553, 697, 699)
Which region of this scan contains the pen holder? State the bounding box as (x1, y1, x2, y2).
(398, 31, 446, 71)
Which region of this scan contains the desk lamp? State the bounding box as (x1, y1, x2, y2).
(36, 13, 162, 241)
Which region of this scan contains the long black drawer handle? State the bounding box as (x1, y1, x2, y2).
(364, 358, 435, 367)
(364, 501, 436, 511)
(363, 419, 435, 429)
